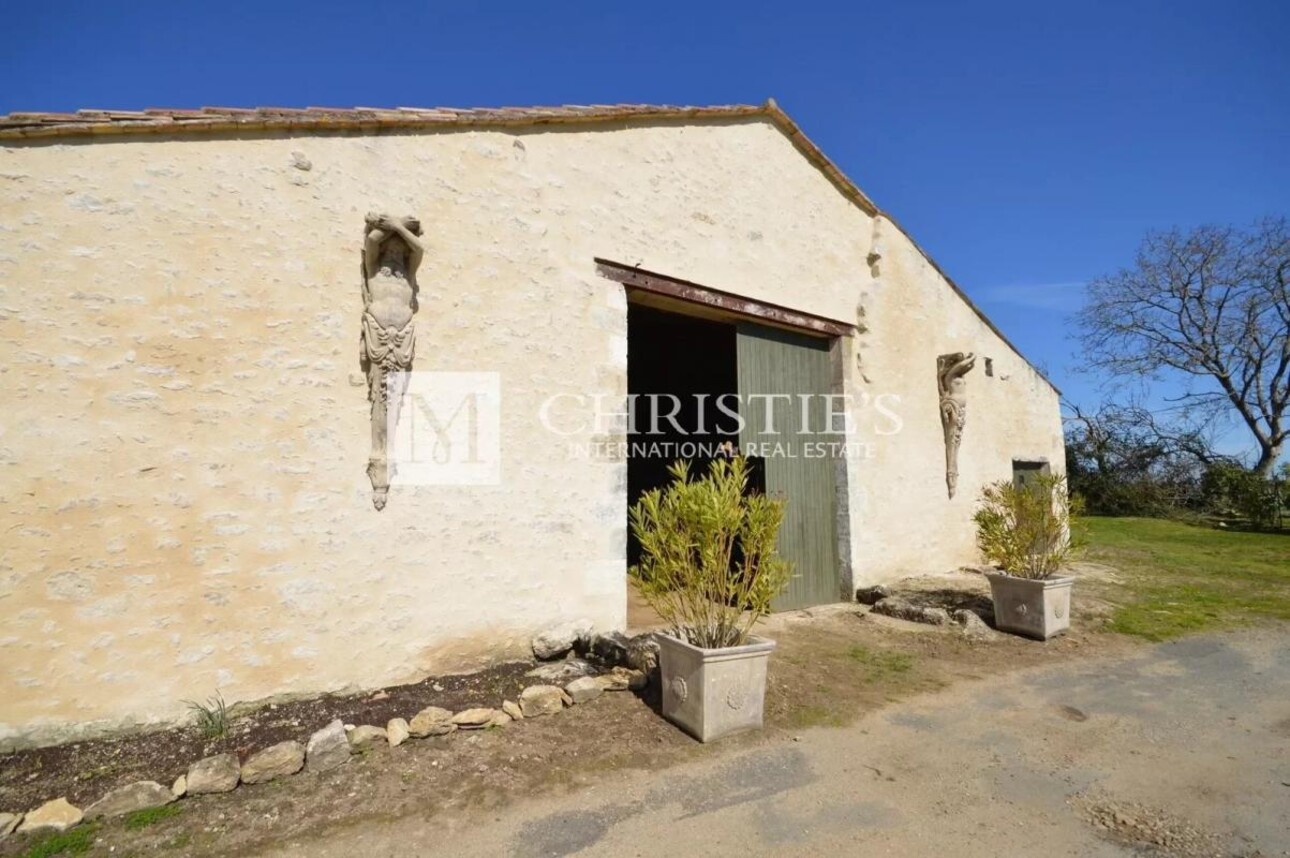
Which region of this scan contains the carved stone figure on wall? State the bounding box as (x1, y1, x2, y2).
(937, 352, 976, 498)
(361, 213, 425, 510)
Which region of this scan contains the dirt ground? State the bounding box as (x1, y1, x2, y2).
(0, 661, 538, 812)
(0, 577, 1136, 857)
(299, 626, 1286, 858)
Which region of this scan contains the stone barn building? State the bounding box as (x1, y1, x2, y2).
(0, 102, 1063, 747)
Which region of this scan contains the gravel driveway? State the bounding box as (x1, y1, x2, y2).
(262, 627, 1290, 857)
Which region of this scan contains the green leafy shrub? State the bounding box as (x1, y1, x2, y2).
(1066, 469, 1189, 517)
(629, 456, 791, 648)
(973, 473, 1083, 579)
(1201, 463, 1285, 528)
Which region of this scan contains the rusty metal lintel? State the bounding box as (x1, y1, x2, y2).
(594, 259, 853, 338)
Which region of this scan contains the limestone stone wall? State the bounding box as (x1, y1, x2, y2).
(0, 116, 1060, 747)
(847, 219, 1065, 582)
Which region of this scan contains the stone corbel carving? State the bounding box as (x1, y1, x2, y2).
(937, 352, 976, 498)
(360, 213, 425, 510)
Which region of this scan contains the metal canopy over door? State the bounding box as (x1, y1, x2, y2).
(736, 322, 839, 611)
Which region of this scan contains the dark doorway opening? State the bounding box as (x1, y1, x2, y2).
(626, 304, 740, 566)
(623, 291, 843, 615)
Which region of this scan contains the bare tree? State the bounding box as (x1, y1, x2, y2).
(1062, 400, 1238, 515)
(1078, 217, 1290, 475)
(1064, 401, 1233, 478)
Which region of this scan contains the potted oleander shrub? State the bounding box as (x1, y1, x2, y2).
(629, 456, 791, 742)
(974, 473, 1083, 640)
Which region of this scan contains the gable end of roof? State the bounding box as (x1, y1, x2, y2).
(0, 99, 1057, 394)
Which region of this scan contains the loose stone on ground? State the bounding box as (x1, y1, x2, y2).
(305, 720, 351, 772)
(626, 634, 661, 675)
(583, 631, 630, 666)
(952, 609, 999, 638)
(451, 708, 499, 730)
(531, 619, 593, 660)
(519, 685, 566, 718)
(855, 585, 893, 605)
(597, 667, 647, 692)
(386, 718, 410, 747)
(241, 741, 306, 784)
(187, 753, 241, 795)
(409, 706, 456, 738)
(871, 597, 954, 626)
(16, 798, 82, 833)
(83, 780, 174, 820)
(525, 658, 596, 683)
(348, 725, 388, 751)
(564, 676, 603, 705)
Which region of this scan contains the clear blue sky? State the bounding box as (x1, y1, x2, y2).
(5, 0, 1287, 456)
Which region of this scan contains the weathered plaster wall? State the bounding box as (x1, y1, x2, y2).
(0, 118, 872, 746)
(847, 217, 1065, 583)
(0, 117, 1060, 746)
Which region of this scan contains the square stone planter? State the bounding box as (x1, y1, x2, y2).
(657, 633, 776, 743)
(986, 573, 1074, 640)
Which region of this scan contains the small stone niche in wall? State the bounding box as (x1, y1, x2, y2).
(985, 358, 994, 377)
(1012, 459, 1050, 490)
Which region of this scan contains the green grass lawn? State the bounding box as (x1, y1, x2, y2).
(1086, 516, 1290, 641)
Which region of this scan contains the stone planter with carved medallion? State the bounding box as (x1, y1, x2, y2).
(657, 633, 776, 742)
(986, 573, 1074, 640)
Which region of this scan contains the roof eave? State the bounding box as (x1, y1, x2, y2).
(0, 103, 768, 141)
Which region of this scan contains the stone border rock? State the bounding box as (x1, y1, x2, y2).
(870, 597, 954, 626)
(854, 585, 892, 606)
(869, 596, 999, 639)
(0, 628, 653, 847)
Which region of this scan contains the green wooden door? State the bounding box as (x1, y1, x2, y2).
(736, 323, 839, 611)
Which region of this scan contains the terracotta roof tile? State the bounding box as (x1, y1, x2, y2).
(4, 103, 583, 134)
(7, 112, 78, 122)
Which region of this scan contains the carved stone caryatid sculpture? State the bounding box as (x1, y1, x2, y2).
(360, 213, 425, 510)
(937, 352, 976, 498)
